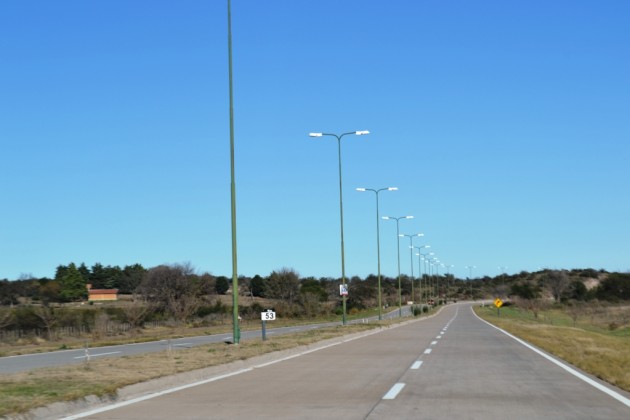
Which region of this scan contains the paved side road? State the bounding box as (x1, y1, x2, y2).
(0, 307, 410, 374)
(59, 303, 629, 419)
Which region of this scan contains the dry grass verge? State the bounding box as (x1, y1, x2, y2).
(0, 323, 384, 417)
(475, 305, 630, 392)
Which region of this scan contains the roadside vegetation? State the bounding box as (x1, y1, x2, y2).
(475, 302, 630, 392)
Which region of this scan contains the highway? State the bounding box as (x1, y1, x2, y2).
(0, 307, 409, 374)
(62, 303, 630, 419)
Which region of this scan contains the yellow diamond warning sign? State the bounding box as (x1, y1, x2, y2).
(494, 298, 503, 308)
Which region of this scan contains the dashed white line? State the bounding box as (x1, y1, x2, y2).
(73, 351, 121, 359)
(431, 340, 438, 345)
(383, 383, 406, 399)
(424, 348, 432, 354)
(411, 361, 423, 370)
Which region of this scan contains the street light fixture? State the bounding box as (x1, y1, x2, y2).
(400, 234, 424, 304)
(309, 130, 370, 325)
(382, 215, 413, 317)
(356, 187, 398, 320)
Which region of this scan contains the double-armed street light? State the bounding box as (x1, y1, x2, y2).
(400, 234, 424, 304)
(382, 215, 414, 317)
(356, 187, 398, 321)
(309, 130, 370, 325)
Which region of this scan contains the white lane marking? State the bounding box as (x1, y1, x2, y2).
(436, 335, 442, 339)
(62, 368, 253, 419)
(73, 351, 121, 360)
(430, 341, 438, 345)
(383, 383, 406, 400)
(424, 348, 432, 354)
(411, 361, 423, 370)
(472, 308, 630, 408)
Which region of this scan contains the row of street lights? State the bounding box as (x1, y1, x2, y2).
(310, 129, 461, 323)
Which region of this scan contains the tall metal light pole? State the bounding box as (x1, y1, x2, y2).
(309, 130, 369, 325)
(356, 187, 397, 321)
(382, 215, 413, 317)
(227, 0, 240, 344)
(465, 265, 476, 300)
(415, 246, 430, 304)
(444, 264, 454, 302)
(400, 234, 423, 304)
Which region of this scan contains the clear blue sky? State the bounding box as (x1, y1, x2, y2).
(2, 1, 628, 281)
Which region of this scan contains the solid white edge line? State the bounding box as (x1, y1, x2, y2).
(471, 307, 630, 408)
(61, 368, 253, 419)
(383, 383, 406, 399)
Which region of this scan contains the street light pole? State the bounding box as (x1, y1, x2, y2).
(414, 246, 430, 305)
(400, 234, 423, 304)
(444, 264, 454, 302)
(227, 0, 240, 344)
(465, 265, 476, 300)
(310, 130, 369, 325)
(383, 215, 413, 317)
(356, 187, 397, 321)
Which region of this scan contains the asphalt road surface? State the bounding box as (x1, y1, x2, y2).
(64, 303, 630, 419)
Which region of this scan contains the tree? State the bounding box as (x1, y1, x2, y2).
(510, 282, 541, 300)
(568, 280, 588, 301)
(137, 264, 201, 322)
(0, 308, 14, 330)
(266, 268, 300, 305)
(119, 264, 146, 294)
(123, 297, 151, 334)
(59, 263, 87, 302)
(300, 278, 327, 302)
(596, 273, 630, 301)
(33, 305, 57, 340)
(215, 276, 230, 295)
(546, 270, 570, 301)
(250, 275, 266, 297)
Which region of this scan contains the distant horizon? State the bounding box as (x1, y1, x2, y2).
(4, 262, 623, 283)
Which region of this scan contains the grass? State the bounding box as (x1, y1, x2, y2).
(0, 321, 393, 417)
(475, 305, 630, 392)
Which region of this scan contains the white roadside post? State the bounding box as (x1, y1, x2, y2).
(261, 309, 276, 341)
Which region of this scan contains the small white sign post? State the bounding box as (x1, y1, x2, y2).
(261, 310, 276, 341)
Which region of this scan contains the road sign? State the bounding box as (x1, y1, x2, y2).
(494, 298, 503, 308)
(261, 310, 276, 321)
(339, 284, 348, 296)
